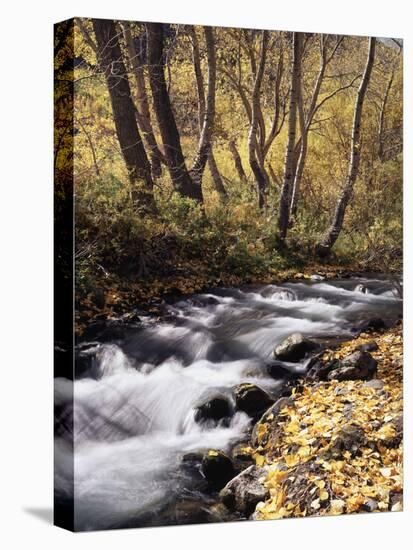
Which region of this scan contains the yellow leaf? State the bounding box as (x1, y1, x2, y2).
(284, 454, 299, 467)
(255, 453, 265, 467)
(298, 445, 311, 457)
(330, 499, 345, 515)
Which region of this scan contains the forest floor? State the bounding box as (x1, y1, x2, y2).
(250, 323, 403, 519)
(75, 260, 376, 336)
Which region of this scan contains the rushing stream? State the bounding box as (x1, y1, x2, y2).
(55, 275, 402, 531)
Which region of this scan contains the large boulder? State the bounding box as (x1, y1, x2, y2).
(274, 333, 319, 362)
(194, 397, 232, 426)
(328, 350, 377, 382)
(201, 450, 234, 489)
(220, 465, 269, 516)
(234, 384, 274, 418)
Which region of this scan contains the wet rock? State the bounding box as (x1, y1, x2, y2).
(231, 443, 255, 464)
(310, 274, 325, 281)
(364, 318, 387, 331)
(201, 450, 234, 489)
(266, 360, 301, 380)
(328, 351, 377, 381)
(220, 465, 269, 516)
(251, 397, 294, 446)
(356, 340, 379, 353)
(305, 359, 332, 382)
(81, 311, 142, 343)
(194, 397, 232, 426)
(74, 342, 101, 378)
(274, 333, 319, 362)
(234, 384, 274, 418)
(328, 425, 366, 457)
(181, 452, 204, 479)
(355, 284, 368, 294)
(182, 452, 203, 466)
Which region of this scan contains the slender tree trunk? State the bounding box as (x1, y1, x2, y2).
(317, 37, 376, 256)
(290, 38, 325, 220)
(208, 153, 227, 196)
(146, 23, 202, 202)
(289, 86, 307, 220)
(378, 70, 394, 161)
(92, 18, 155, 211)
(189, 26, 226, 197)
(229, 140, 248, 185)
(248, 30, 269, 210)
(190, 27, 220, 195)
(121, 22, 164, 177)
(278, 32, 303, 240)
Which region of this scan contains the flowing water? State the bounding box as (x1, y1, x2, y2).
(54, 276, 402, 530)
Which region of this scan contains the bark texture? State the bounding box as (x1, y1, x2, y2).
(278, 32, 303, 240)
(146, 22, 202, 202)
(92, 18, 155, 210)
(121, 21, 164, 177)
(247, 30, 269, 210)
(189, 26, 226, 197)
(229, 140, 248, 185)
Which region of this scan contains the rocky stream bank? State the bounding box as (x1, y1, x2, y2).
(200, 322, 403, 521)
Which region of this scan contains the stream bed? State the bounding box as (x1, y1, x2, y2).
(55, 275, 402, 531)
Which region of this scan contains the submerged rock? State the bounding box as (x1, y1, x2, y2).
(234, 383, 274, 418)
(201, 450, 234, 489)
(274, 333, 319, 362)
(194, 397, 232, 426)
(328, 350, 377, 381)
(220, 465, 269, 516)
